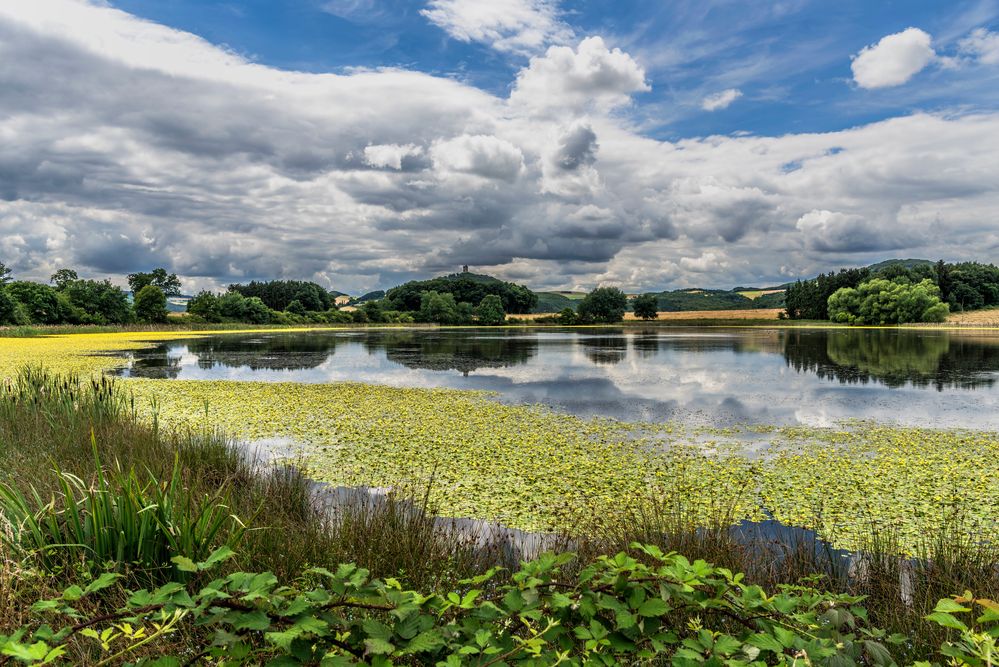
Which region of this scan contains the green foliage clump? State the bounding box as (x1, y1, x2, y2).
(219, 292, 273, 324)
(577, 287, 628, 324)
(229, 280, 335, 312)
(133, 285, 168, 323)
(632, 293, 659, 320)
(828, 278, 949, 325)
(2, 543, 919, 665)
(186, 290, 222, 322)
(127, 268, 182, 297)
(475, 294, 506, 325)
(387, 272, 537, 314)
(418, 290, 469, 325)
(59, 279, 133, 325)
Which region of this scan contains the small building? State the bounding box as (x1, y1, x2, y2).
(334, 295, 351, 306)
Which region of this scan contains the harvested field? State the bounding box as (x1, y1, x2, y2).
(947, 307, 999, 326)
(511, 308, 783, 321)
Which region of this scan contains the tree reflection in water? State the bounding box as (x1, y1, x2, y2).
(782, 329, 999, 390)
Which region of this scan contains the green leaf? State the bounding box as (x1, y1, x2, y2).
(933, 599, 972, 614)
(84, 573, 121, 594)
(171, 556, 199, 573)
(925, 612, 968, 632)
(746, 633, 785, 654)
(233, 610, 272, 631)
(403, 629, 444, 654)
(636, 598, 668, 618)
(364, 637, 394, 655)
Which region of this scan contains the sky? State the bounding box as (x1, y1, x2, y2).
(1, 0, 998, 294)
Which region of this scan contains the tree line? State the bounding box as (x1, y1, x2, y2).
(0, 264, 181, 326)
(784, 260, 999, 324)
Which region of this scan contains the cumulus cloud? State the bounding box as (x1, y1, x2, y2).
(363, 144, 423, 170)
(795, 210, 908, 253)
(420, 0, 572, 56)
(851, 27, 936, 89)
(0, 1, 997, 294)
(701, 88, 742, 111)
(959, 28, 999, 65)
(430, 134, 525, 182)
(509, 36, 650, 113)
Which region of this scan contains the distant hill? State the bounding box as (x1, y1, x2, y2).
(533, 291, 586, 313)
(863, 258, 934, 273)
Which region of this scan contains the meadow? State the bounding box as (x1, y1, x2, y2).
(1, 329, 998, 663)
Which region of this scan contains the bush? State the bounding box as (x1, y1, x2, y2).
(60, 279, 133, 324)
(632, 293, 659, 320)
(829, 278, 950, 325)
(577, 287, 628, 324)
(418, 290, 460, 324)
(475, 294, 506, 325)
(0, 287, 19, 325)
(186, 290, 222, 322)
(285, 299, 307, 316)
(133, 285, 168, 323)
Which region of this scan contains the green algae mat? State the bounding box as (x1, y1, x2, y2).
(1, 330, 997, 552)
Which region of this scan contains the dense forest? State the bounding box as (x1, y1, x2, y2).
(385, 273, 538, 314)
(784, 260, 999, 323)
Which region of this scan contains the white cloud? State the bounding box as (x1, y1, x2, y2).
(701, 88, 742, 111)
(851, 27, 936, 89)
(431, 134, 525, 182)
(510, 36, 650, 114)
(0, 1, 998, 295)
(363, 144, 423, 170)
(959, 28, 999, 65)
(420, 0, 572, 56)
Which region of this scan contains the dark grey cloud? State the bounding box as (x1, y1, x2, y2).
(555, 124, 598, 170)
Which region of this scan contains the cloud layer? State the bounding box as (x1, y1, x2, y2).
(1, 1, 998, 295)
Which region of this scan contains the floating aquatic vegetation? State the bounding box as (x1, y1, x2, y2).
(0, 331, 996, 552)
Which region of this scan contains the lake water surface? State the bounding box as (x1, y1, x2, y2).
(116, 327, 999, 429)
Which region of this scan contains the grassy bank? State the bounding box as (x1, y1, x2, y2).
(0, 370, 996, 664)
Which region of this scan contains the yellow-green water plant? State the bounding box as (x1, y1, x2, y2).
(760, 425, 999, 553)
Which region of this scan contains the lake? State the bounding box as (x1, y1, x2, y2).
(115, 327, 999, 429)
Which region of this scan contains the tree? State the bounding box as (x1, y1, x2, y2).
(7, 282, 61, 324)
(386, 274, 538, 314)
(228, 280, 332, 311)
(186, 291, 222, 322)
(128, 268, 182, 297)
(133, 285, 168, 323)
(50, 269, 79, 289)
(828, 278, 949, 325)
(632, 293, 659, 320)
(243, 296, 272, 324)
(475, 294, 506, 325)
(558, 307, 578, 325)
(61, 280, 133, 324)
(0, 262, 11, 284)
(577, 287, 627, 324)
(0, 287, 18, 325)
(418, 291, 459, 324)
(285, 299, 307, 316)
(360, 300, 386, 323)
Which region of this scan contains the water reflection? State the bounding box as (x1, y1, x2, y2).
(783, 329, 999, 390)
(116, 327, 999, 428)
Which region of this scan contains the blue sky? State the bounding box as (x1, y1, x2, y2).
(1, 0, 998, 293)
(111, 0, 999, 139)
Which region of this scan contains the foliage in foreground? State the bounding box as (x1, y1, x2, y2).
(0, 543, 965, 666)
